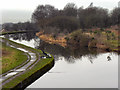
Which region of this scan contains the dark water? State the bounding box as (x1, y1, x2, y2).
(3, 32, 118, 88)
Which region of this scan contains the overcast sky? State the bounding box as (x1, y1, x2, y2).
(0, 0, 119, 24)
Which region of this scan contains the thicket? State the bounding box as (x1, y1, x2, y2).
(2, 3, 120, 34)
(31, 3, 120, 33)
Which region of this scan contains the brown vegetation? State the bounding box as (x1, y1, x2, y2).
(1, 48, 11, 57)
(36, 25, 119, 53)
(36, 32, 66, 47)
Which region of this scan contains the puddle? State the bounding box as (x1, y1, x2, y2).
(30, 59, 36, 61)
(15, 69, 26, 72)
(5, 72, 18, 77)
(0, 78, 3, 82)
(17, 48, 28, 52)
(10, 45, 16, 48)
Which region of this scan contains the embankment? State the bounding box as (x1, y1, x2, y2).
(36, 30, 120, 53)
(1, 38, 54, 89)
(12, 59, 54, 89)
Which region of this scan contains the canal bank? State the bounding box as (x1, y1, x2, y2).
(1, 37, 54, 89)
(2, 32, 118, 88)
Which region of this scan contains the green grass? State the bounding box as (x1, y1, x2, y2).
(1, 37, 54, 88)
(106, 40, 119, 51)
(2, 57, 54, 88)
(108, 40, 119, 47)
(1, 37, 43, 54)
(67, 29, 119, 52)
(0, 43, 28, 74)
(0, 31, 27, 35)
(0, 30, 39, 35)
(95, 31, 119, 51)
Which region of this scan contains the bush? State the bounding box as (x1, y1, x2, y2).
(106, 30, 111, 33)
(100, 28, 104, 31)
(64, 37, 69, 41)
(94, 31, 98, 34)
(67, 30, 91, 47)
(88, 40, 97, 48)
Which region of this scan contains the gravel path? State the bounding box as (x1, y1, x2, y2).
(0, 38, 41, 87)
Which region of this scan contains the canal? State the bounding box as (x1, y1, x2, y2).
(3, 32, 118, 88)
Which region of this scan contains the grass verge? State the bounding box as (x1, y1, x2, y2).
(0, 30, 39, 35)
(1, 37, 54, 88)
(2, 57, 54, 88)
(0, 42, 28, 74)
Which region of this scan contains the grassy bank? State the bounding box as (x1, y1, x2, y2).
(3, 56, 54, 88)
(0, 42, 28, 74)
(66, 29, 119, 52)
(36, 27, 119, 53)
(1, 38, 54, 89)
(0, 30, 39, 35)
(36, 32, 66, 47)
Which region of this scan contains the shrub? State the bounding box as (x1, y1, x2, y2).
(100, 28, 104, 31)
(88, 40, 97, 48)
(64, 37, 69, 41)
(67, 30, 91, 47)
(106, 30, 111, 33)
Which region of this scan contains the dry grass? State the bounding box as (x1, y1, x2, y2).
(36, 32, 67, 47)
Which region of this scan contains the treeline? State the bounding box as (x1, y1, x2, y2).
(2, 3, 120, 33)
(2, 22, 39, 31)
(32, 3, 120, 34)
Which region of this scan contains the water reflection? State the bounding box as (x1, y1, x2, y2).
(4, 32, 118, 64)
(37, 40, 111, 63)
(3, 32, 118, 88)
(4, 32, 36, 41)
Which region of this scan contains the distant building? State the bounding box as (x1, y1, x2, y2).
(118, 1, 120, 7)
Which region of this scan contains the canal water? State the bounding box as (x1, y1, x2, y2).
(3, 33, 118, 88)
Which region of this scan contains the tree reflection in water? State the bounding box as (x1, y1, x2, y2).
(4, 32, 37, 41)
(4, 32, 115, 64)
(37, 40, 104, 63)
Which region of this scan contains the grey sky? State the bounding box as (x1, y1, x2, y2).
(2, 10, 32, 24)
(0, 0, 119, 24)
